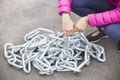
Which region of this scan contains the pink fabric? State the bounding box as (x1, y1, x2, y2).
(58, 0, 120, 27)
(58, 0, 72, 15)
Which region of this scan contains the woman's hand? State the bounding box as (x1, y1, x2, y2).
(74, 16, 88, 32)
(62, 13, 75, 36)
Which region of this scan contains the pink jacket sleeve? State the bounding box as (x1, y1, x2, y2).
(58, 0, 72, 15)
(87, 1, 120, 27)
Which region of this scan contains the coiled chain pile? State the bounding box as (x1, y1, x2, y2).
(4, 28, 106, 75)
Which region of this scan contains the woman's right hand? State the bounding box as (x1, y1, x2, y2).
(62, 13, 75, 36)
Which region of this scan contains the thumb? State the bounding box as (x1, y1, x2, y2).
(73, 25, 78, 32)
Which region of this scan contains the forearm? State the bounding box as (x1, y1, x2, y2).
(87, 7, 120, 27)
(62, 13, 70, 20)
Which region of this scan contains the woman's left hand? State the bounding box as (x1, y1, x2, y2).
(74, 16, 88, 32)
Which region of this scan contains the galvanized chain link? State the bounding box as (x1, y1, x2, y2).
(4, 28, 106, 75)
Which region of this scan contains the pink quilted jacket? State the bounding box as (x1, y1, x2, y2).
(58, 0, 120, 27)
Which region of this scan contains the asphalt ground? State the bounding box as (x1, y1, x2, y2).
(0, 0, 120, 80)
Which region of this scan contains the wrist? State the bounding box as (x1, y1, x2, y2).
(62, 13, 70, 19)
(84, 16, 88, 24)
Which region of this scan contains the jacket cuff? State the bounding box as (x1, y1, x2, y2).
(58, 6, 71, 15)
(87, 14, 97, 27)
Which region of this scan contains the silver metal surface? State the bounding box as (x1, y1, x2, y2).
(4, 28, 106, 75)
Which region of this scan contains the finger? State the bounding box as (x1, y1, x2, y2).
(75, 27, 78, 32)
(64, 30, 71, 36)
(73, 25, 76, 32)
(76, 24, 83, 32)
(69, 29, 74, 35)
(66, 30, 72, 36)
(63, 30, 68, 35)
(63, 30, 66, 35)
(74, 26, 78, 32)
(65, 31, 71, 36)
(69, 28, 75, 35)
(74, 23, 80, 32)
(68, 30, 75, 36)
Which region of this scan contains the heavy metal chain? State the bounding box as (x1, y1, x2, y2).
(4, 28, 106, 75)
